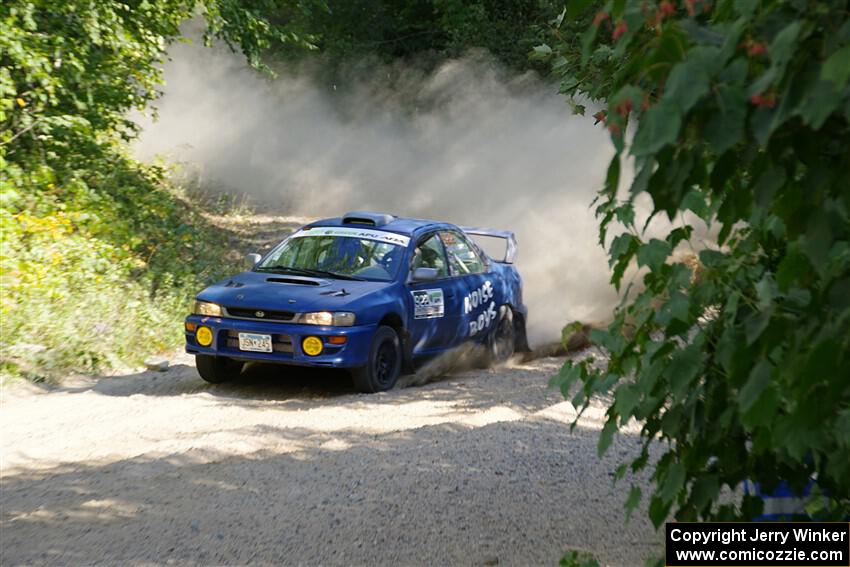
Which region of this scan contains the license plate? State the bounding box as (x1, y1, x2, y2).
(238, 333, 272, 353)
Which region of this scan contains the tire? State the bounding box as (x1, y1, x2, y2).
(195, 354, 243, 383)
(351, 326, 402, 393)
(484, 305, 515, 367)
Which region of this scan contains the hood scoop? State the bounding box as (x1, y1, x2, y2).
(266, 277, 321, 286)
(320, 288, 351, 297)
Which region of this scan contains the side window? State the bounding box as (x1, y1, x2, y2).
(411, 234, 449, 277)
(440, 231, 485, 275)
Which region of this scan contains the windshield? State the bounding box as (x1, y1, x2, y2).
(257, 231, 407, 282)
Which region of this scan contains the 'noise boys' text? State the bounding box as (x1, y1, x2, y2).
(465, 281, 497, 336)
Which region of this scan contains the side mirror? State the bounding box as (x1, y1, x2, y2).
(411, 267, 438, 282)
(245, 253, 262, 269)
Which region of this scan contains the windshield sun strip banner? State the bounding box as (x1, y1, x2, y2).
(291, 226, 411, 247)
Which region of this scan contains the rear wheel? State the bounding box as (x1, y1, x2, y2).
(484, 305, 515, 367)
(351, 326, 401, 393)
(195, 355, 243, 383)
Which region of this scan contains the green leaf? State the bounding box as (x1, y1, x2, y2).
(801, 211, 833, 274)
(705, 85, 747, 154)
(748, 22, 802, 98)
(663, 59, 711, 114)
(667, 345, 703, 401)
(609, 233, 639, 264)
(734, 0, 758, 18)
(742, 382, 780, 428)
(566, 0, 596, 18)
(580, 19, 601, 65)
(739, 360, 771, 412)
(598, 419, 617, 457)
(560, 550, 601, 567)
(530, 44, 553, 60)
(559, 76, 580, 94)
(667, 227, 694, 250)
(753, 163, 786, 207)
(625, 485, 642, 520)
(629, 158, 655, 197)
(615, 203, 635, 228)
(768, 21, 803, 76)
(660, 462, 686, 503)
(681, 190, 709, 219)
(709, 151, 740, 193)
(648, 495, 671, 528)
(660, 291, 690, 328)
(698, 249, 725, 267)
(609, 234, 640, 289)
(631, 101, 682, 157)
(614, 384, 641, 418)
(744, 308, 773, 345)
(604, 154, 621, 198)
(553, 363, 583, 397)
(821, 44, 850, 89)
(636, 239, 672, 271)
(798, 79, 843, 129)
(691, 475, 720, 512)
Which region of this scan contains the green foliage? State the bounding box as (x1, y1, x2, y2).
(274, 0, 560, 71)
(0, 144, 241, 379)
(560, 550, 600, 567)
(0, 0, 317, 165)
(0, 1, 314, 379)
(544, 0, 850, 523)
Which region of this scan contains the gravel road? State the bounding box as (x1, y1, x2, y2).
(1, 353, 662, 566)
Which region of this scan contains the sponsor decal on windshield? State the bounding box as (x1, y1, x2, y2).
(412, 289, 445, 319)
(293, 226, 410, 247)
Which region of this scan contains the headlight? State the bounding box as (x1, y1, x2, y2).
(300, 311, 356, 326)
(194, 301, 222, 317)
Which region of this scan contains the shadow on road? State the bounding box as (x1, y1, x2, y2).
(52, 353, 502, 407)
(90, 361, 359, 401)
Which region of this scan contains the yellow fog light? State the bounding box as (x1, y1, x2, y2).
(302, 336, 323, 356)
(196, 326, 213, 346)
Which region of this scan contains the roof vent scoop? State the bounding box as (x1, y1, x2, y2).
(342, 212, 395, 227)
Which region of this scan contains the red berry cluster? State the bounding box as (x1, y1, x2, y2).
(739, 39, 768, 57)
(750, 93, 777, 108)
(612, 21, 629, 41)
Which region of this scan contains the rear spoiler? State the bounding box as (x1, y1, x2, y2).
(461, 227, 518, 264)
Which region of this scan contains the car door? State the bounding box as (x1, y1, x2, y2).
(439, 230, 501, 343)
(406, 232, 465, 354)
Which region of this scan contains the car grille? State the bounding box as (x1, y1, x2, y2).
(224, 330, 294, 353)
(224, 307, 296, 321)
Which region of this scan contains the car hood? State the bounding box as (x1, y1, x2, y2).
(197, 270, 394, 314)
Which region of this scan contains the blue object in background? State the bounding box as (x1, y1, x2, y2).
(743, 479, 817, 521)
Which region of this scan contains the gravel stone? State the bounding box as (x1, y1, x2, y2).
(143, 357, 170, 372)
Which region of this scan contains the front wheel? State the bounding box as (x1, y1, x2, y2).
(195, 355, 243, 383)
(351, 326, 402, 393)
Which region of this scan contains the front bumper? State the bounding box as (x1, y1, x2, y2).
(185, 315, 375, 368)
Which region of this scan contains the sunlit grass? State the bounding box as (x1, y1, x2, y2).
(0, 152, 242, 382)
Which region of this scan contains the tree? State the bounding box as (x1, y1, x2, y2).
(0, 1, 321, 377)
(270, 0, 561, 71)
(0, 0, 320, 178)
(544, 0, 850, 527)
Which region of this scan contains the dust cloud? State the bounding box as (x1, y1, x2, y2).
(135, 38, 620, 346)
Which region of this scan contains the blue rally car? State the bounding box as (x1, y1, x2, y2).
(185, 212, 528, 392)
